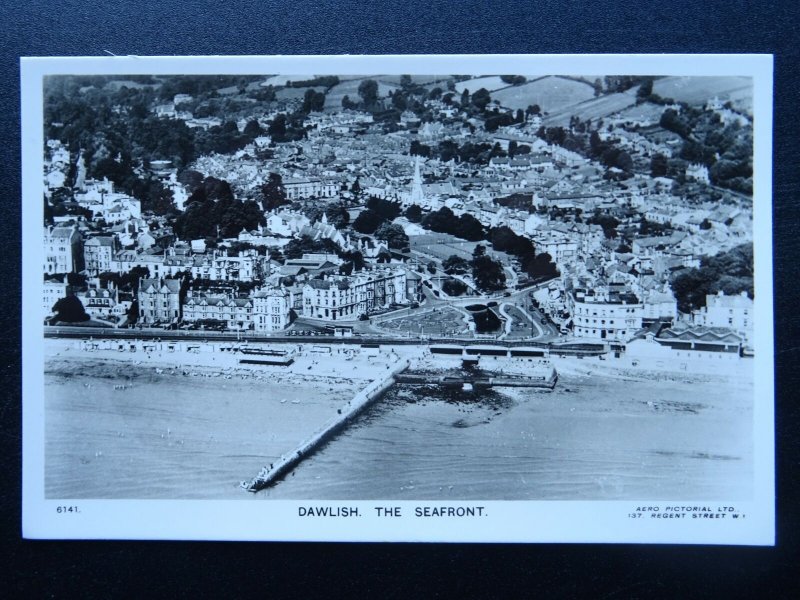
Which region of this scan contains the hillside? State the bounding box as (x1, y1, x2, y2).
(454, 76, 511, 94)
(324, 77, 400, 110)
(543, 88, 639, 126)
(652, 76, 753, 112)
(491, 75, 595, 112)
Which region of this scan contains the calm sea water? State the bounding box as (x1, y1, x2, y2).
(262, 372, 754, 501)
(45, 363, 753, 501)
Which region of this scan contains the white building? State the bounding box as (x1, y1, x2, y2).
(692, 290, 753, 344)
(84, 236, 117, 275)
(685, 163, 710, 184)
(283, 178, 338, 200)
(252, 287, 293, 332)
(43, 280, 69, 317)
(138, 277, 182, 324)
(44, 225, 83, 274)
(569, 286, 643, 342)
(302, 268, 407, 321)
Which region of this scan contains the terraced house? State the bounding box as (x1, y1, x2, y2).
(302, 267, 407, 321)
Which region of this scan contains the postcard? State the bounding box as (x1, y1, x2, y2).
(22, 54, 774, 543)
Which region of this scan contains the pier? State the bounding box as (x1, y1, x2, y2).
(242, 356, 411, 492)
(394, 372, 558, 390)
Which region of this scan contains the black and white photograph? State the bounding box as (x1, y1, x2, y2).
(21, 54, 774, 543)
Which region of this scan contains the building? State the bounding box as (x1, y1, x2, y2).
(43, 279, 69, 317)
(138, 277, 182, 324)
(44, 225, 83, 274)
(692, 290, 753, 344)
(626, 326, 744, 365)
(685, 163, 710, 184)
(302, 268, 407, 321)
(283, 178, 338, 200)
(77, 284, 119, 321)
(182, 290, 254, 330)
(569, 285, 643, 342)
(83, 236, 117, 275)
(252, 287, 293, 332)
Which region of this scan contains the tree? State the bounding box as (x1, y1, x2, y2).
(325, 203, 350, 228)
(358, 79, 379, 108)
(637, 79, 654, 102)
(404, 204, 422, 223)
(593, 78, 603, 97)
(427, 261, 437, 274)
(352, 209, 385, 234)
(261, 172, 288, 212)
(342, 95, 356, 110)
(460, 89, 470, 107)
(442, 255, 470, 275)
(52, 295, 90, 323)
(268, 114, 287, 139)
(651, 153, 669, 178)
(243, 120, 263, 138)
(302, 88, 326, 113)
(375, 222, 409, 249)
(471, 88, 492, 111)
(471, 254, 506, 293)
(442, 279, 468, 296)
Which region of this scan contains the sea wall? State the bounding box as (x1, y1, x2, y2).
(243, 356, 410, 492)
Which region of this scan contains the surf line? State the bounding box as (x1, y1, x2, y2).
(241, 357, 410, 492)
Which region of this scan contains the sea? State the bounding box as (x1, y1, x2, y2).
(44, 360, 754, 501)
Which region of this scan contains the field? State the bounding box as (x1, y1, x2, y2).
(454, 76, 511, 94)
(613, 102, 669, 124)
(274, 86, 326, 101)
(653, 76, 753, 112)
(409, 233, 512, 265)
(543, 88, 639, 126)
(491, 76, 596, 112)
(324, 78, 400, 110)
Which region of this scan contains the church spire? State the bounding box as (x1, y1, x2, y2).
(410, 155, 425, 205)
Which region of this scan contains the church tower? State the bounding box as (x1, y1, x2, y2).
(409, 155, 425, 206)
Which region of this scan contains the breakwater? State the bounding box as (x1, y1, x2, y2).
(242, 357, 411, 492)
(395, 372, 557, 390)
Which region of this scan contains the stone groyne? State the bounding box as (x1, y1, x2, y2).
(242, 357, 410, 492)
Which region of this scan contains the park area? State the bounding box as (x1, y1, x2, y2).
(409, 233, 513, 265)
(377, 307, 470, 337)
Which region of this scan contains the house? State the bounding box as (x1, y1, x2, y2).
(138, 277, 183, 324)
(183, 290, 254, 330)
(43, 279, 69, 317)
(569, 285, 643, 342)
(83, 236, 117, 275)
(44, 225, 83, 274)
(301, 268, 407, 321)
(252, 286, 293, 332)
(692, 290, 753, 344)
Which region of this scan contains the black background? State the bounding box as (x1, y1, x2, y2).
(2, 1, 798, 597)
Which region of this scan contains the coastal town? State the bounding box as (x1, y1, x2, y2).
(39, 73, 757, 501)
(42, 74, 755, 364)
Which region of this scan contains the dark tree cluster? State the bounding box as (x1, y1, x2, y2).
(470, 245, 506, 293)
(500, 75, 527, 86)
(586, 209, 620, 239)
(442, 279, 468, 297)
(173, 176, 263, 239)
(422, 207, 485, 241)
(282, 235, 340, 260)
(288, 76, 340, 89)
(669, 243, 753, 313)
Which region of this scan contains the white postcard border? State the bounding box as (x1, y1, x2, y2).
(22, 54, 774, 544)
